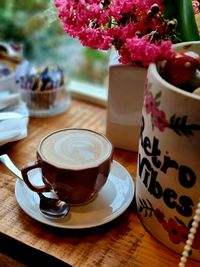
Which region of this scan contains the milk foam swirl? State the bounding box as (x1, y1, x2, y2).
(40, 129, 112, 169)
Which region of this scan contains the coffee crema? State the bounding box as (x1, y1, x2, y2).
(40, 129, 112, 169)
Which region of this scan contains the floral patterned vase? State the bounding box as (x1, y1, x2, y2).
(136, 41, 200, 261)
(106, 63, 147, 152)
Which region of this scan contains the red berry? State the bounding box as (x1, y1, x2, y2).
(163, 51, 200, 87)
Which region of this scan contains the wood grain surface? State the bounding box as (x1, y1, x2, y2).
(0, 99, 199, 267)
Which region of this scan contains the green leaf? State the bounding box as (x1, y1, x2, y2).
(169, 115, 200, 136)
(174, 0, 200, 41)
(175, 216, 186, 226)
(155, 91, 161, 100)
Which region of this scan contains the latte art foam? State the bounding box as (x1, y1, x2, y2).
(40, 129, 112, 169)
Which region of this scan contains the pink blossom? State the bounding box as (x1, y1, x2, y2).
(153, 108, 169, 132)
(54, 0, 175, 66)
(145, 92, 156, 114)
(121, 37, 173, 66)
(192, 0, 200, 14)
(79, 28, 113, 50)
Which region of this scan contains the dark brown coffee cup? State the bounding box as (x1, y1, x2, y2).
(21, 128, 113, 205)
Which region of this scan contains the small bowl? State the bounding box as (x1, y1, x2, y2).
(20, 86, 71, 117)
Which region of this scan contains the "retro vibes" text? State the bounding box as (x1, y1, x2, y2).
(138, 116, 196, 218)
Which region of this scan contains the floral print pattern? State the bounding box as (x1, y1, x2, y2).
(144, 79, 200, 136)
(139, 76, 200, 254)
(138, 198, 200, 250)
(162, 218, 188, 245)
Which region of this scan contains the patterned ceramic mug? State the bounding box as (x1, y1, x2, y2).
(136, 41, 200, 261)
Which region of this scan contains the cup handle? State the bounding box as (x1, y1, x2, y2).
(21, 161, 51, 193)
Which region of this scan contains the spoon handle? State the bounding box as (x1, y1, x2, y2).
(0, 154, 70, 219)
(0, 154, 23, 180)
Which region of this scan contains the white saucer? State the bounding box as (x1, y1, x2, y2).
(15, 160, 134, 229)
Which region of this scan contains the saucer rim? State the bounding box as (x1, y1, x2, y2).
(15, 160, 135, 229)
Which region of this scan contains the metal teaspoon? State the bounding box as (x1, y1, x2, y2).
(0, 154, 70, 219)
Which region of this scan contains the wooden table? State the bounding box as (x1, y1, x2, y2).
(0, 99, 199, 267)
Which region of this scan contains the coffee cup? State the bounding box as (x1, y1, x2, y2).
(21, 128, 113, 205)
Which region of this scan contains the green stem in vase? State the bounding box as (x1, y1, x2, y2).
(164, 0, 200, 42)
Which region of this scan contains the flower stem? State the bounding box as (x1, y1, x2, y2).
(175, 0, 200, 41)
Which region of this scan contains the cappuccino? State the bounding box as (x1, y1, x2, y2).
(40, 129, 112, 169)
(22, 128, 113, 204)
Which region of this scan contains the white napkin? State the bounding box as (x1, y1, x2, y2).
(0, 92, 29, 146)
(0, 91, 20, 110)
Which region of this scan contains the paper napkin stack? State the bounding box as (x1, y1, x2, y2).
(0, 91, 29, 146)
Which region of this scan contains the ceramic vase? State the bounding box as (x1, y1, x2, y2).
(136, 41, 200, 261)
(106, 60, 147, 152)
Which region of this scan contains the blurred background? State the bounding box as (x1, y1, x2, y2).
(0, 0, 109, 88)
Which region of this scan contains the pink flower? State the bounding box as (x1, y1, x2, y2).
(122, 37, 173, 66)
(153, 108, 169, 132)
(79, 28, 112, 50)
(145, 92, 156, 114)
(192, 0, 200, 14)
(54, 0, 175, 66)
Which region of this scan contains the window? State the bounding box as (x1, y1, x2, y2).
(0, 0, 109, 106)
